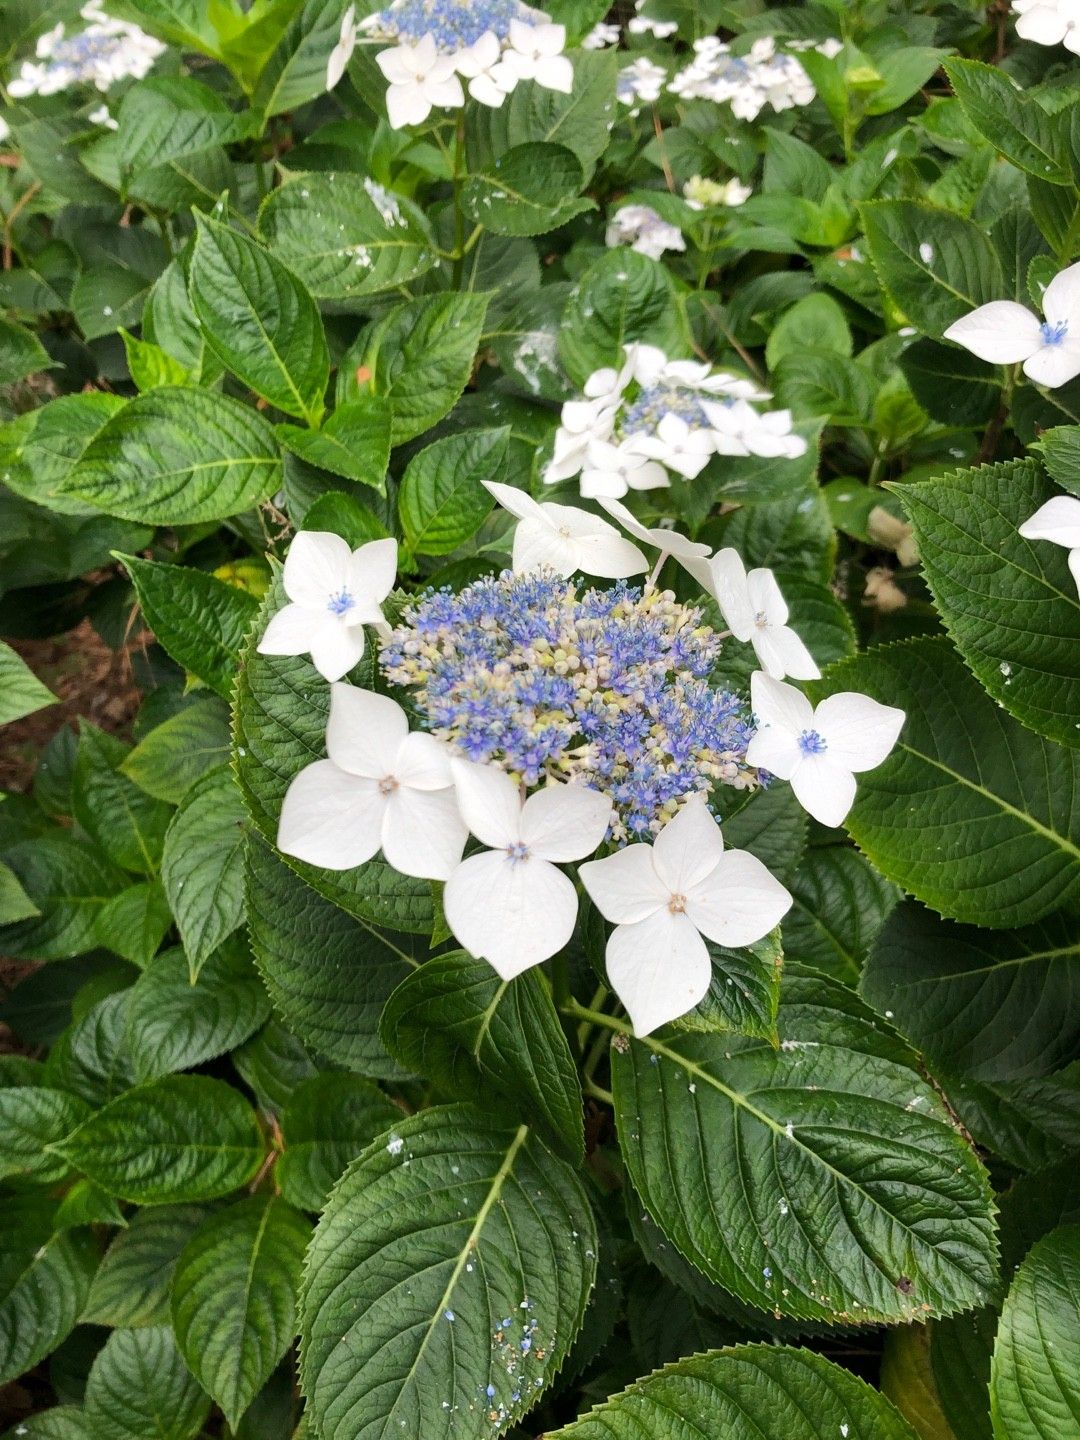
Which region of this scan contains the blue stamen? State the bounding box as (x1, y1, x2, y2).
(327, 589, 356, 616)
(797, 729, 828, 756)
(1040, 319, 1069, 346)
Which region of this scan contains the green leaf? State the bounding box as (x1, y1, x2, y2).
(300, 1105, 598, 1440)
(944, 60, 1071, 185)
(277, 397, 392, 493)
(380, 952, 584, 1161)
(783, 846, 900, 987)
(83, 1205, 209, 1328)
(720, 784, 808, 885)
(190, 215, 329, 424)
(0, 1226, 98, 1386)
(253, 0, 353, 117)
(232, 1018, 322, 1115)
(125, 938, 270, 1080)
(559, 249, 681, 387)
(84, 1326, 211, 1440)
(1033, 425, 1080, 498)
(45, 992, 138, 1109)
(120, 554, 259, 700)
(462, 141, 593, 237)
(0, 1407, 95, 1439)
(0, 834, 126, 961)
(51, 1074, 264, 1203)
(277, 1073, 400, 1212)
(0, 315, 50, 385)
(260, 171, 437, 298)
(122, 698, 232, 805)
(812, 637, 1080, 927)
(766, 293, 853, 368)
(0, 641, 57, 725)
(546, 1344, 920, 1440)
(52, 1178, 127, 1231)
(881, 1320, 960, 1440)
(0, 1085, 91, 1183)
(245, 835, 415, 1079)
(61, 387, 282, 525)
(161, 766, 248, 978)
(172, 1195, 309, 1429)
(0, 861, 39, 924)
(860, 201, 1004, 337)
(93, 880, 172, 968)
(353, 292, 489, 446)
(863, 900, 1080, 1083)
(233, 590, 435, 935)
(398, 428, 505, 556)
(991, 1225, 1080, 1440)
(120, 328, 190, 391)
(899, 338, 1000, 428)
(721, 481, 835, 582)
(894, 460, 1080, 748)
(72, 724, 173, 876)
(612, 967, 998, 1324)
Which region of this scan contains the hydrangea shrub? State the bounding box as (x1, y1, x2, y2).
(1, 2, 1079, 1438)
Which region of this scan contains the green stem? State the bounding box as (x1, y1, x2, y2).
(562, 999, 630, 1035)
(583, 1078, 614, 1106)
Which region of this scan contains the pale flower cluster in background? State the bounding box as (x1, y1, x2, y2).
(605, 204, 686, 261)
(617, 56, 667, 107)
(545, 344, 806, 497)
(683, 174, 753, 208)
(7, 0, 163, 97)
(669, 36, 816, 119)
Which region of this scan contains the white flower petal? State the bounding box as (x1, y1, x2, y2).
(1019, 494, 1080, 548)
(520, 782, 612, 862)
(1040, 260, 1080, 325)
(277, 761, 384, 869)
(483, 479, 544, 524)
(684, 849, 792, 948)
(814, 692, 905, 773)
(385, 81, 432, 129)
(651, 796, 725, 896)
(283, 531, 351, 606)
(347, 537, 398, 611)
(443, 850, 579, 978)
(746, 567, 788, 626)
(381, 785, 466, 880)
(750, 671, 816, 736)
(511, 517, 578, 576)
(704, 548, 753, 639)
(258, 602, 317, 657)
(307, 615, 366, 681)
(565, 531, 650, 579)
(325, 683, 407, 778)
(1069, 548, 1080, 593)
(751, 623, 821, 682)
(578, 845, 669, 925)
(1022, 339, 1080, 388)
(534, 54, 574, 92)
(606, 909, 712, 1036)
(426, 74, 465, 109)
(450, 758, 522, 849)
(790, 754, 858, 828)
(394, 732, 455, 790)
(942, 302, 1044, 364)
(376, 44, 416, 84)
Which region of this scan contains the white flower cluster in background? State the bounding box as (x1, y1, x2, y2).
(261, 515, 903, 1036)
(617, 56, 667, 107)
(629, 1, 678, 39)
(606, 204, 686, 261)
(582, 21, 620, 50)
(683, 174, 753, 208)
(329, 0, 573, 127)
(669, 36, 815, 120)
(545, 344, 807, 498)
(1012, 0, 1080, 52)
(7, 1, 163, 98)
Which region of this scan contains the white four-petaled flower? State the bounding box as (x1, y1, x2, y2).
(444, 762, 613, 978)
(499, 19, 573, 93)
(277, 685, 467, 880)
(483, 481, 648, 579)
(579, 796, 792, 1036)
(624, 413, 715, 478)
(699, 549, 820, 680)
(455, 30, 510, 107)
(943, 262, 1080, 388)
(745, 672, 905, 828)
(257, 532, 397, 682)
(326, 3, 357, 90)
(1019, 493, 1080, 594)
(596, 496, 711, 585)
(1012, 0, 1080, 53)
(376, 34, 465, 129)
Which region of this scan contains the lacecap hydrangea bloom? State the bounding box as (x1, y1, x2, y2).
(379, 569, 759, 842)
(7, 0, 163, 98)
(544, 343, 806, 497)
(669, 36, 815, 120)
(605, 205, 686, 262)
(1012, 0, 1080, 52)
(352, 0, 573, 127)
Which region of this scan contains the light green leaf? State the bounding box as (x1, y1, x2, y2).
(612, 967, 998, 1324)
(991, 1225, 1080, 1440)
(231, 1019, 322, 1116)
(1033, 425, 1080, 498)
(122, 698, 232, 806)
(860, 201, 1004, 337)
(0, 1085, 91, 1183)
(61, 387, 282, 525)
(812, 637, 1080, 927)
(462, 142, 594, 237)
(277, 1073, 400, 1212)
(253, 0, 352, 117)
(72, 724, 173, 876)
(863, 900, 1080, 1082)
(546, 1345, 919, 1440)
(398, 428, 506, 556)
(766, 292, 853, 368)
(0, 641, 57, 726)
(721, 481, 835, 582)
(172, 1195, 309, 1429)
(50, 1073, 264, 1203)
(559, 249, 681, 387)
(944, 60, 1071, 185)
(0, 1225, 98, 1386)
(45, 992, 138, 1109)
(161, 766, 248, 978)
(0, 834, 126, 961)
(277, 397, 392, 492)
(783, 846, 900, 986)
(0, 1409, 94, 1439)
(380, 951, 584, 1161)
(260, 171, 437, 298)
(83, 1205, 210, 1328)
(120, 553, 259, 700)
(0, 861, 39, 924)
(0, 315, 50, 385)
(190, 215, 329, 424)
(245, 835, 415, 1079)
(894, 460, 1080, 748)
(300, 1105, 597, 1440)
(84, 1326, 211, 1440)
(93, 879, 173, 968)
(120, 328, 190, 390)
(125, 938, 269, 1080)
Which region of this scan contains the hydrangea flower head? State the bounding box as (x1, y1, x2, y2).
(669, 36, 815, 120)
(8, 1, 163, 97)
(606, 205, 686, 262)
(379, 569, 759, 842)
